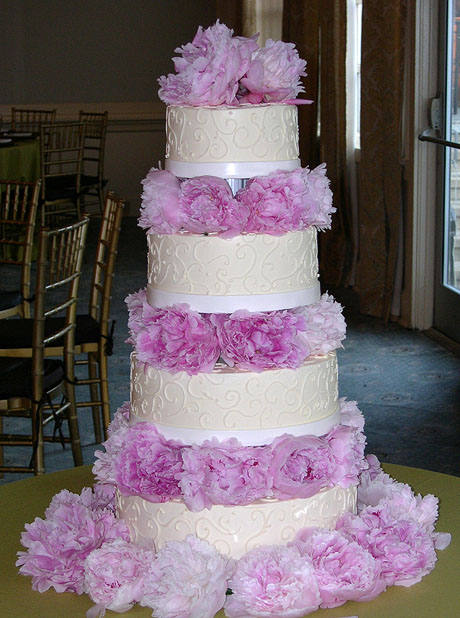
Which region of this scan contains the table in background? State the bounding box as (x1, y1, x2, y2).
(0, 139, 40, 182)
(0, 463, 458, 618)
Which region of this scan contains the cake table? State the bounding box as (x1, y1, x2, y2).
(0, 464, 457, 618)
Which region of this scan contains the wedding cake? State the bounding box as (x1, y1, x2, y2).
(16, 22, 450, 618)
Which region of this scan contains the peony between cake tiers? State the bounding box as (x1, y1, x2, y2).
(16, 20, 450, 618)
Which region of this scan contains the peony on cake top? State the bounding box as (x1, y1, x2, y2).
(158, 20, 310, 106)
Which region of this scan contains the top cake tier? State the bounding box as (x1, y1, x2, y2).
(165, 104, 301, 179)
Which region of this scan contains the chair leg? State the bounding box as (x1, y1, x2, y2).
(88, 351, 103, 443)
(32, 400, 45, 475)
(65, 378, 83, 467)
(98, 184, 104, 215)
(98, 346, 111, 441)
(0, 415, 3, 478)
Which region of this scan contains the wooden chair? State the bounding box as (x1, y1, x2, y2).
(73, 191, 124, 441)
(79, 111, 108, 215)
(39, 122, 86, 225)
(11, 108, 56, 133)
(0, 217, 89, 475)
(0, 179, 41, 319)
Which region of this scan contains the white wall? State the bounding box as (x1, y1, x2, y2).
(0, 0, 217, 214)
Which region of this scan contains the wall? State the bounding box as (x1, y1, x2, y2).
(0, 0, 217, 214)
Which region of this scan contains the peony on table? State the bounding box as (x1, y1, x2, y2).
(0, 463, 458, 618)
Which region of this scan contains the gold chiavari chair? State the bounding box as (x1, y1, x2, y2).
(72, 192, 124, 441)
(39, 122, 86, 225)
(11, 108, 56, 133)
(0, 217, 89, 475)
(79, 111, 109, 215)
(0, 179, 41, 319)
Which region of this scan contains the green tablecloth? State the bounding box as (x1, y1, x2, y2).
(0, 139, 40, 182)
(0, 464, 458, 618)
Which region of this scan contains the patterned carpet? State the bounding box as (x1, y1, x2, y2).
(1, 217, 459, 483)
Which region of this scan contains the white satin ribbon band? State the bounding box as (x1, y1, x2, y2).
(165, 158, 301, 179)
(132, 406, 341, 446)
(146, 283, 321, 313)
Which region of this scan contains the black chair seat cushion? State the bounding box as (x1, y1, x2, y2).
(0, 314, 100, 349)
(0, 291, 22, 311)
(80, 175, 108, 189)
(44, 175, 81, 201)
(0, 357, 64, 400)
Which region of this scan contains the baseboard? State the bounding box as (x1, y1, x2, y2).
(424, 328, 460, 356)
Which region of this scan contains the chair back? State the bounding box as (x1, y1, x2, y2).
(79, 111, 108, 183)
(39, 122, 86, 223)
(88, 192, 124, 338)
(11, 108, 56, 133)
(0, 179, 41, 317)
(33, 217, 89, 402)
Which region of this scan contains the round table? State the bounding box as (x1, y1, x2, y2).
(0, 138, 40, 182)
(0, 464, 458, 618)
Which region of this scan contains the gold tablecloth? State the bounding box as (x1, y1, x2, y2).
(0, 139, 40, 182)
(0, 464, 457, 618)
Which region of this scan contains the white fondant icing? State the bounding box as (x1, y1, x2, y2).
(145, 410, 341, 446)
(117, 485, 357, 559)
(147, 230, 319, 313)
(165, 104, 300, 179)
(166, 159, 301, 178)
(146, 285, 321, 313)
(130, 352, 339, 445)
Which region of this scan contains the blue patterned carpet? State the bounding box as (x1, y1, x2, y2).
(1, 217, 459, 483)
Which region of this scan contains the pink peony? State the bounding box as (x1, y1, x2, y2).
(180, 438, 273, 511)
(225, 544, 321, 618)
(270, 434, 337, 499)
(107, 400, 131, 433)
(114, 423, 184, 502)
(326, 424, 363, 487)
(239, 39, 307, 104)
(93, 411, 130, 486)
(336, 503, 438, 587)
(136, 304, 220, 374)
(90, 483, 117, 514)
(16, 488, 129, 594)
(303, 294, 346, 356)
(158, 21, 258, 106)
(139, 168, 182, 234)
(178, 176, 247, 236)
(291, 528, 386, 608)
(338, 398, 365, 433)
(125, 288, 147, 343)
(236, 169, 311, 234)
(211, 309, 309, 371)
(84, 539, 152, 614)
(301, 164, 335, 229)
(140, 535, 232, 618)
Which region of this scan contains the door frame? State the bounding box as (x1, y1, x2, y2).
(411, 0, 439, 330)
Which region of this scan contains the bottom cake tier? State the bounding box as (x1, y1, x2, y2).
(116, 485, 357, 559)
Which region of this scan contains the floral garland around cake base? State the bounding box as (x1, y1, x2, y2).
(16, 436, 451, 618)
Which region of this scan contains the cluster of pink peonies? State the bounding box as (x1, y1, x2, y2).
(158, 21, 308, 107)
(18, 443, 450, 618)
(92, 400, 367, 510)
(16, 485, 130, 595)
(138, 166, 334, 236)
(125, 290, 346, 375)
